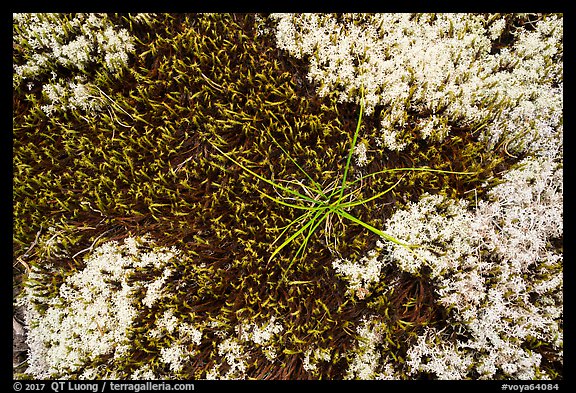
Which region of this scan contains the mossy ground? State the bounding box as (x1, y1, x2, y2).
(13, 14, 552, 379)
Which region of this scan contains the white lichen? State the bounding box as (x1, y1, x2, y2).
(341, 155, 562, 379)
(344, 316, 400, 379)
(23, 236, 183, 379)
(353, 141, 368, 167)
(271, 13, 562, 158)
(302, 347, 332, 375)
(13, 13, 137, 114)
(332, 248, 383, 298)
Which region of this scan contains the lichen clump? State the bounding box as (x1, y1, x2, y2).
(14, 13, 562, 380)
(24, 237, 183, 378)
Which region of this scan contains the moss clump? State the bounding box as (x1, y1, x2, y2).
(14, 13, 561, 379)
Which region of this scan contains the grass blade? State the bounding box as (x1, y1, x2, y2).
(255, 187, 320, 211)
(346, 166, 478, 188)
(338, 174, 406, 209)
(336, 209, 414, 248)
(335, 86, 364, 203)
(282, 208, 330, 276)
(211, 143, 316, 202)
(268, 208, 325, 262)
(268, 131, 327, 199)
(270, 209, 314, 247)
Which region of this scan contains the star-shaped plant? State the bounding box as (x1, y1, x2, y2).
(211, 89, 474, 278)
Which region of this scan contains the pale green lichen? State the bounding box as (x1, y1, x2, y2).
(22, 236, 185, 379)
(339, 156, 562, 379)
(13, 13, 136, 114)
(271, 13, 563, 158)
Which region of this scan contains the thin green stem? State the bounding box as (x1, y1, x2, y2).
(268, 131, 327, 199)
(338, 174, 406, 209)
(211, 144, 317, 203)
(282, 208, 331, 276)
(335, 86, 364, 205)
(270, 209, 314, 247)
(336, 209, 415, 249)
(269, 207, 326, 262)
(347, 166, 478, 189)
(255, 187, 321, 211)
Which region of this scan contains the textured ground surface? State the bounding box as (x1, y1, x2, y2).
(13, 13, 562, 380)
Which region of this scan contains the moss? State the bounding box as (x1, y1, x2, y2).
(14, 13, 560, 379)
